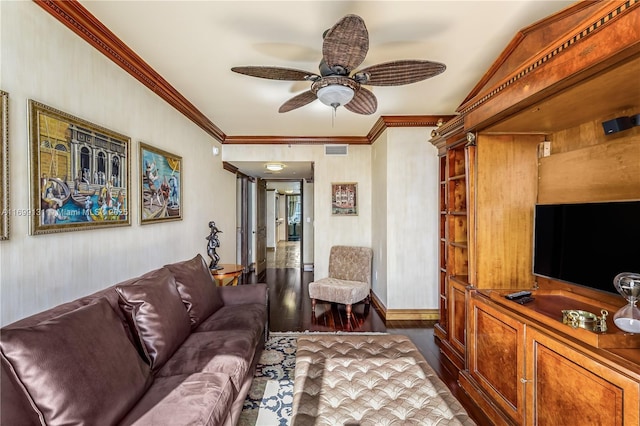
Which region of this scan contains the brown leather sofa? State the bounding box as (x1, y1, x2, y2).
(1, 254, 267, 426)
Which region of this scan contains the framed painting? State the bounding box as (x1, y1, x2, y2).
(28, 100, 131, 235)
(331, 182, 357, 216)
(1, 91, 8, 240)
(139, 142, 182, 224)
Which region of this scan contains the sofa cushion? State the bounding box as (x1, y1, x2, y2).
(195, 303, 266, 345)
(120, 372, 234, 426)
(165, 254, 223, 329)
(156, 330, 256, 393)
(0, 298, 152, 425)
(117, 267, 191, 370)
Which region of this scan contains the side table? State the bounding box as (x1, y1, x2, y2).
(211, 263, 243, 286)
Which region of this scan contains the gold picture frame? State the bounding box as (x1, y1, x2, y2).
(0, 91, 8, 240)
(331, 182, 358, 216)
(28, 100, 131, 235)
(139, 142, 182, 224)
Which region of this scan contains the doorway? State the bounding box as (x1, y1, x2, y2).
(266, 180, 303, 269)
(286, 194, 301, 241)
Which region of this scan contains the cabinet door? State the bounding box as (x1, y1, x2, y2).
(526, 327, 640, 426)
(468, 295, 525, 423)
(448, 279, 467, 358)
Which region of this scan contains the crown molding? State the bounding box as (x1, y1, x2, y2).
(366, 115, 455, 143)
(223, 135, 370, 145)
(34, 0, 226, 142)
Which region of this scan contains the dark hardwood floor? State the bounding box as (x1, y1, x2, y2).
(245, 248, 493, 425)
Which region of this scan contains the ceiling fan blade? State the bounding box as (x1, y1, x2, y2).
(279, 90, 317, 113)
(232, 66, 318, 81)
(356, 60, 446, 86)
(344, 87, 377, 115)
(322, 15, 369, 73)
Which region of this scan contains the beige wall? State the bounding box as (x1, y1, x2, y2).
(0, 1, 235, 325)
(371, 128, 439, 310)
(371, 132, 389, 305)
(302, 181, 314, 265)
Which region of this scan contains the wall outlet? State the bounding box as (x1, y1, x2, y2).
(537, 141, 551, 158)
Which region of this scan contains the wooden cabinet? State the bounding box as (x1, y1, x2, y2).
(462, 292, 640, 426)
(526, 327, 639, 426)
(430, 2, 640, 424)
(465, 294, 524, 425)
(435, 149, 448, 339)
(468, 134, 541, 290)
(433, 128, 470, 369)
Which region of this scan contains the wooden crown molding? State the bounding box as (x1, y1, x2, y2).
(35, 0, 455, 146)
(457, 0, 640, 127)
(34, 0, 226, 142)
(223, 135, 370, 145)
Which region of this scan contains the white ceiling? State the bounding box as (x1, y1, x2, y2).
(79, 0, 576, 182)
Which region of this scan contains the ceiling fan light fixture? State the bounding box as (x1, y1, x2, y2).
(266, 163, 285, 172)
(317, 84, 355, 109)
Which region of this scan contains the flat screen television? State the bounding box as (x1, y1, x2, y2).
(533, 200, 640, 295)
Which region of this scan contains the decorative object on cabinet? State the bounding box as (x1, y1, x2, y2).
(139, 142, 181, 224)
(0, 90, 8, 240)
(331, 182, 357, 216)
(562, 309, 608, 332)
(206, 221, 222, 270)
(612, 272, 640, 333)
(27, 100, 131, 235)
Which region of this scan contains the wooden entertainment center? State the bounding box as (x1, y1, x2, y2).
(430, 2, 640, 424)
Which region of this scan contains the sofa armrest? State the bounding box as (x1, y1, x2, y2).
(218, 283, 267, 306)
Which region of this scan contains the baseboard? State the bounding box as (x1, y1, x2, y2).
(385, 309, 440, 321)
(267, 247, 275, 252)
(370, 292, 440, 321)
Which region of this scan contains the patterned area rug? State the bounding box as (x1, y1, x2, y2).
(238, 334, 297, 426)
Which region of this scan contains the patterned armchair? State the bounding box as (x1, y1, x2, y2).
(309, 246, 373, 321)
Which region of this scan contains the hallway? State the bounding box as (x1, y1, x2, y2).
(266, 241, 300, 269)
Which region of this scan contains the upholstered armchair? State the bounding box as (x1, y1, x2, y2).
(309, 246, 373, 321)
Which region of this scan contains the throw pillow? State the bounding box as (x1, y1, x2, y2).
(165, 254, 223, 328)
(116, 267, 191, 370)
(0, 298, 152, 425)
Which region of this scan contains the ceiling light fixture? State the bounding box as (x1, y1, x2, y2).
(316, 85, 355, 110)
(266, 163, 284, 172)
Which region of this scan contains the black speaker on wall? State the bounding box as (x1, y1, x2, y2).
(602, 116, 633, 135)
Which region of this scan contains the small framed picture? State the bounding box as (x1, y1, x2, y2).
(139, 142, 182, 224)
(331, 182, 357, 216)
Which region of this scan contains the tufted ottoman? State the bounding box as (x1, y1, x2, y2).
(291, 334, 475, 426)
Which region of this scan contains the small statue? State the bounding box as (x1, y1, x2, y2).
(206, 221, 223, 270)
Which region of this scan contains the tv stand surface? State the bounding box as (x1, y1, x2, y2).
(484, 289, 640, 351)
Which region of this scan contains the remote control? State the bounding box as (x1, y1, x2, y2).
(516, 296, 535, 305)
(505, 290, 532, 300)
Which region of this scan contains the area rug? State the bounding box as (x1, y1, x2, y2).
(237, 334, 297, 426)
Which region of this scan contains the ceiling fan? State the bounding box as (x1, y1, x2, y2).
(231, 14, 446, 115)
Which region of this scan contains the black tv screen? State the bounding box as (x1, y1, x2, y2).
(533, 201, 640, 295)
